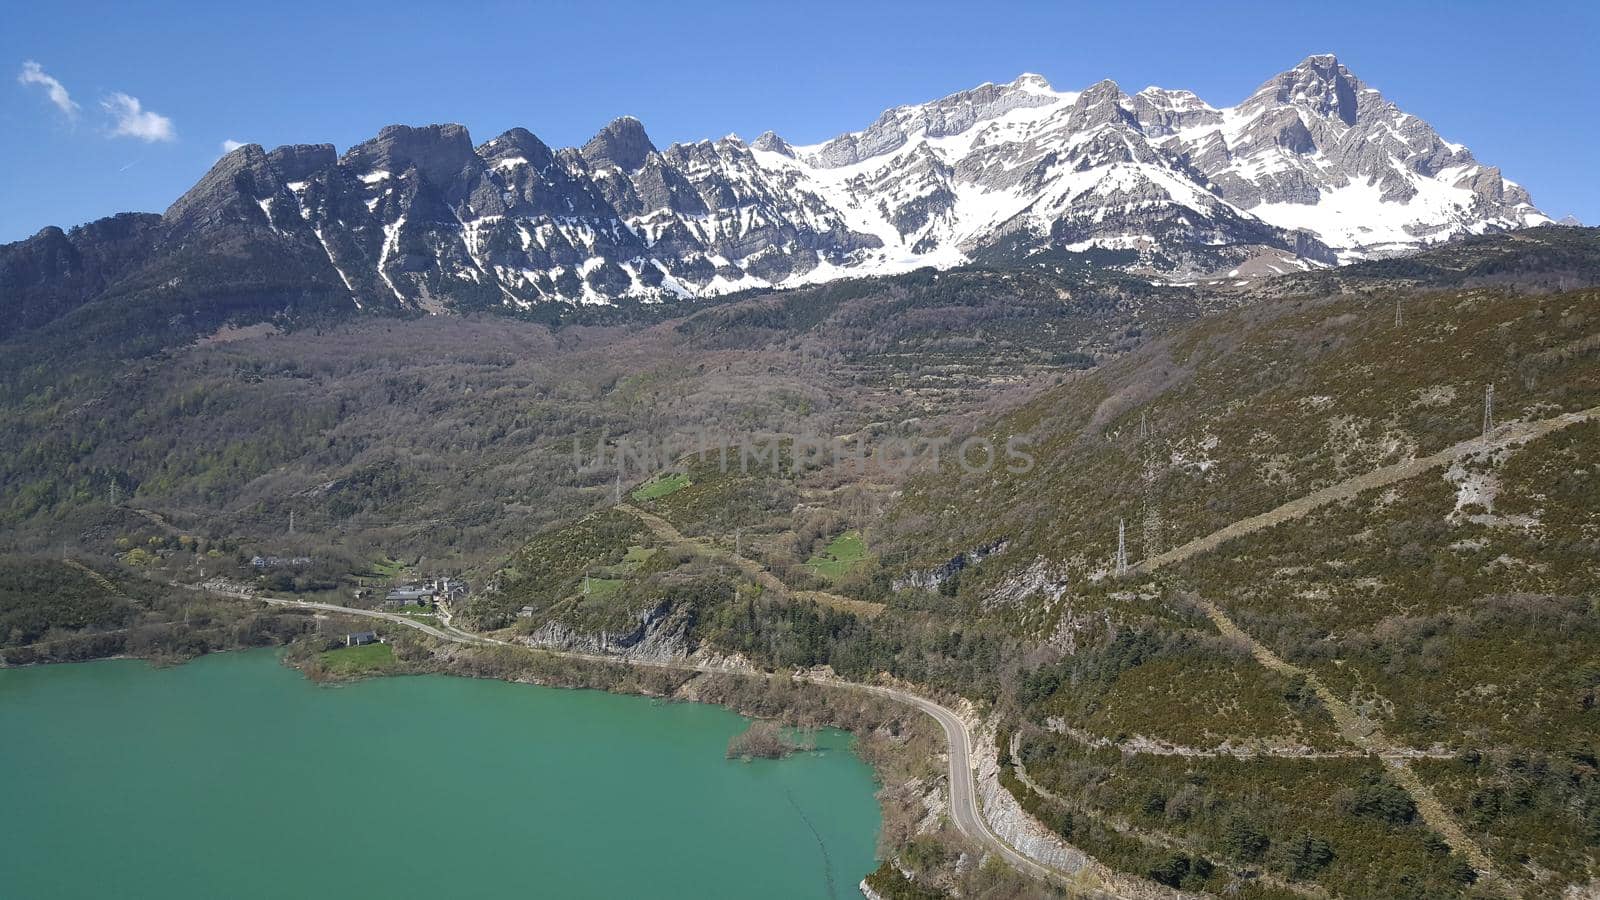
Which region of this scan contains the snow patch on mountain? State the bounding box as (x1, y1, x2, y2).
(157, 56, 1546, 310)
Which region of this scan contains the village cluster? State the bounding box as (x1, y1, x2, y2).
(381, 576, 469, 610)
(340, 576, 470, 648)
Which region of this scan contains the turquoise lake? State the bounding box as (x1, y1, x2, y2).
(0, 651, 881, 898)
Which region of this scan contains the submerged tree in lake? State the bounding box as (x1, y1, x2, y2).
(727, 720, 812, 760)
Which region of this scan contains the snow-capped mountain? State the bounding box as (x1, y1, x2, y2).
(4, 55, 1549, 315)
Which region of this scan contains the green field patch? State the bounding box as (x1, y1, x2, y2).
(578, 577, 626, 600)
(595, 545, 657, 579)
(351, 556, 407, 580)
(631, 472, 691, 502)
(804, 530, 868, 581)
(319, 642, 394, 675)
(641, 454, 794, 535)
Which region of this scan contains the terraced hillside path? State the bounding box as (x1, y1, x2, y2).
(63, 558, 133, 602)
(1043, 718, 1453, 761)
(1193, 596, 1502, 885)
(616, 503, 887, 619)
(1134, 404, 1600, 575)
(1008, 733, 1323, 899)
(1123, 406, 1600, 890)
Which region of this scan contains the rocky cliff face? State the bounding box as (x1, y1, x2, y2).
(522, 599, 693, 662)
(0, 213, 163, 340)
(1, 55, 1548, 328)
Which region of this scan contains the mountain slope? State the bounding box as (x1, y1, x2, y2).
(458, 229, 1598, 898)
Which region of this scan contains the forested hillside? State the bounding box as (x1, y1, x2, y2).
(0, 264, 1210, 564)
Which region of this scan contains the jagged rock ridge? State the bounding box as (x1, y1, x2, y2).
(2, 55, 1548, 317)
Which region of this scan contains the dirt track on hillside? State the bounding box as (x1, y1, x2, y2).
(617, 503, 887, 619)
(1135, 404, 1600, 575)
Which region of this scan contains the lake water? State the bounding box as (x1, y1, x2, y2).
(0, 651, 880, 899)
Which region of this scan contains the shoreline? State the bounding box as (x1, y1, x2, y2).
(0, 644, 884, 899)
(6, 577, 1149, 898)
(4, 633, 1044, 899)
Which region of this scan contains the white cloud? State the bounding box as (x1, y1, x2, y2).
(102, 92, 175, 142)
(221, 138, 247, 154)
(18, 60, 78, 118)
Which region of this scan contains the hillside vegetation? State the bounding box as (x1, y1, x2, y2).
(862, 229, 1600, 897)
(487, 228, 1600, 897)
(3, 227, 1597, 898)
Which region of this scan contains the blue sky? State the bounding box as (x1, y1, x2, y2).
(3, 0, 1596, 242)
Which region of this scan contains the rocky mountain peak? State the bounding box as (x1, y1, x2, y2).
(342, 124, 480, 187)
(162, 142, 283, 234)
(478, 127, 559, 171)
(752, 131, 795, 157)
(1010, 72, 1054, 92)
(482, 126, 546, 153)
(1081, 78, 1127, 103)
(1132, 87, 1221, 136)
(1069, 79, 1138, 129)
(581, 116, 657, 173)
(266, 144, 337, 183)
(1247, 53, 1363, 125)
(808, 72, 1066, 169)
